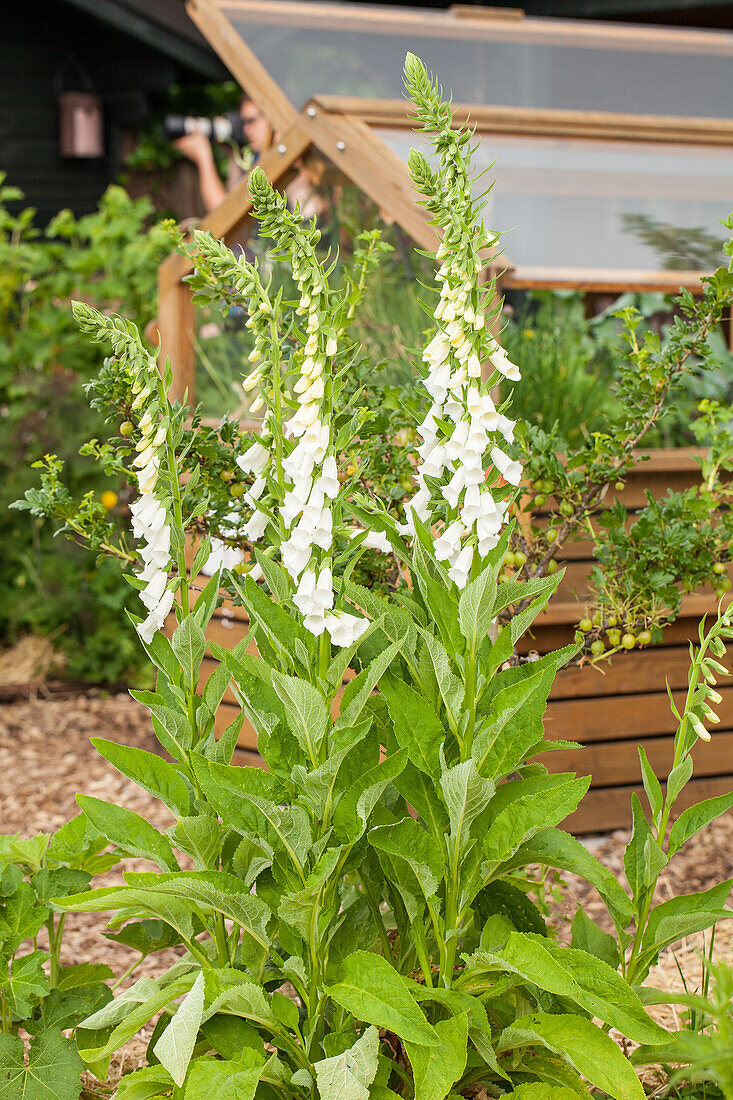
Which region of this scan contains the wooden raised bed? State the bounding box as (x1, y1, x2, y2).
(172, 447, 733, 835)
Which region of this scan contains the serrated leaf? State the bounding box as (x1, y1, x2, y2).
(167, 816, 222, 871)
(458, 568, 498, 655)
(405, 1012, 468, 1100)
(380, 676, 444, 780)
(113, 1064, 174, 1100)
(271, 671, 329, 764)
(441, 760, 494, 850)
(153, 971, 205, 1086)
(172, 616, 207, 688)
(184, 1050, 265, 1100)
(314, 1025, 379, 1100)
(76, 796, 178, 872)
(0, 883, 47, 952)
(484, 776, 590, 865)
(369, 819, 442, 921)
(497, 1012, 646, 1099)
(326, 951, 439, 1047)
(570, 910, 619, 968)
(90, 739, 191, 816)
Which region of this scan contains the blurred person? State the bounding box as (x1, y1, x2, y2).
(174, 93, 320, 219)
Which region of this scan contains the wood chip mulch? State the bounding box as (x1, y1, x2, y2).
(1, 692, 731, 1090)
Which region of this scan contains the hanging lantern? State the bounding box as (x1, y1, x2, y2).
(56, 59, 104, 158)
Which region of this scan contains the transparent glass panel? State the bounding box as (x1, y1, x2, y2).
(219, 1, 733, 118)
(379, 128, 733, 271)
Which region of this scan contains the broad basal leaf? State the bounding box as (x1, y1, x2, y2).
(76, 796, 178, 871)
(326, 951, 439, 1047)
(90, 739, 191, 816)
(184, 1050, 265, 1100)
(380, 675, 444, 780)
(271, 671, 329, 763)
(497, 1013, 645, 1100)
(406, 1012, 468, 1100)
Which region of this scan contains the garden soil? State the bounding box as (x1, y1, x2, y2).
(1, 691, 731, 1088)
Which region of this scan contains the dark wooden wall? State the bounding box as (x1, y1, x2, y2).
(0, 0, 211, 224)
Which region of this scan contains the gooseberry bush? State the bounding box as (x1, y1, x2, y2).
(8, 55, 733, 1100)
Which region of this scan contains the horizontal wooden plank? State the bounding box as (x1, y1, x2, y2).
(544, 730, 733, 786)
(565, 775, 733, 835)
(546, 685, 733, 743)
(550, 645, 733, 699)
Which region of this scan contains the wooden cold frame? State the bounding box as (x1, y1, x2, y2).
(156, 0, 733, 400)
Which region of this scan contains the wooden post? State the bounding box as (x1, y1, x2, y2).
(158, 267, 196, 404)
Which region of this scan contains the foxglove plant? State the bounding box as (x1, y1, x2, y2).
(18, 53, 733, 1100)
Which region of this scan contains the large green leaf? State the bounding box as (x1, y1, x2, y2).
(56, 886, 199, 944)
(313, 1025, 379, 1100)
(380, 676, 445, 780)
(507, 828, 634, 927)
(406, 1012, 469, 1100)
(184, 1050, 265, 1100)
(333, 750, 408, 843)
(497, 1013, 645, 1100)
(623, 795, 667, 905)
(78, 974, 197, 1064)
(484, 776, 590, 865)
(153, 971, 205, 1086)
(335, 641, 401, 731)
(113, 1065, 174, 1100)
(472, 667, 554, 780)
(639, 879, 732, 963)
(326, 951, 439, 1047)
(90, 739, 191, 816)
(171, 616, 207, 688)
(76, 796, 178, 871)
(511, 1087, 586, 1099)
(271, 671, 329, 763)
(440, 760, 495, 852)
(0, 1027, 84, 1100)
(123, 871, 271, 950)
(415, 629, 463, 732)
(486, 932, 668, 1045)
(458, 569, 498, 655)
(0, 883, 47, 951)
(369, 819, 442, 920)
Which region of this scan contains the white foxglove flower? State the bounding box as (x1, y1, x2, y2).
(237, 441, 269, 476)
(488, 342, 521, 381)
(448, 545, 474, 589)
(491, 446, 523, 486)
(202, 539, 244, 576)
(244, 509, 269, 542)
(323, 610, 368, 647)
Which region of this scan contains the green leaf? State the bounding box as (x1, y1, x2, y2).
(380, 675, 445, 780)
(105, 919, 181, 958)
(167, 816, 222, 871)
(474, 881, 548, 937)
(333, 750, 408, 843)
(271, 671, 329, 764)
(369, 819, 442, 921)
(56, 963, 114, 990)
(326, 952, 439, 1047)
(458, 569, 498, 655)
(406, 1012, 468, 1100)
(668, 792, 733, 856)
(199, 1014, 265, 1061)
(90, 739, 191, 816)
(484, 777, 590, 866)
(416, 629, 463, 732)
(56, 886, 198, 945)
(637, 746, 663, 827)
(440, 760, 494, 850)
(37, 984, 112, 1034)
(0, 835, 49, 875)
(76, 796, 178, 871)
(508, 828, 634, 928)
(570, 910, 619, 968)
(511, 1087, 586, 1099)
(113, 1065, 174, 1100)
(123, 871, 271, 950)
(78, 975, 197, 1064)
(184, 1050, 265, 1100)
(640, 879, 732, 962)
(623, 795, 667, 904)
(335, 641, 401, 731)
(6, 952, 50, 1019)
(171, 616, 207, 688)
(153, 971, 205, 1086)
(0, 883, 47, 951)
(314, 1025, 379, 1100)
(32, 870, 91, 909)
(203, 975, 276, 1031)
(497, 1013, 646, 1100)
(482, 932, 667, 1045)
(473, 668, 554, 780)
(0, 1027, 84, 1100)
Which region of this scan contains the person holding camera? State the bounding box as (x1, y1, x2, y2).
(170, 94, 273, 213)
(170, 92, 321, 222)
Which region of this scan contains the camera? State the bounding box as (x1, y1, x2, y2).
(164, 111, 245, 146)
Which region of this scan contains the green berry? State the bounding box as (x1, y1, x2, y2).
(579, 618, 593, 633)
(590, 640, 605, 657)
(230, 483, 246, 498)
(514, 551, 527, 567)
(504, 551, 516, 566)
(607, 629, 621, 647)
(614, 480, 625, 492)
(713, 562, 726, 575)
(546, 529, 557, 544)
(220, 470, 234, 482)
(592, 611, 603, 627)
(716, 577, 731, 594)
(534, 494, 546, 508)
(622, 633, 636, 649)
(638, 630, 652, 646)
(559, 501, 573, 517)
(547, 559, 558, 573)
(119, 421, 134, 437)
(607, 616, 617, 627)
